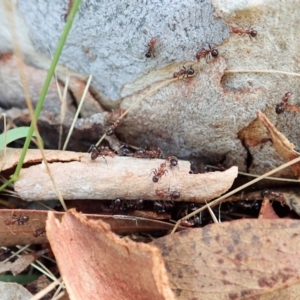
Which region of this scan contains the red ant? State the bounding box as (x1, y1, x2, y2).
(173, 66, 195, 79)
(275, 92, 292, 114)
(230, 25, 257, 39)
(61, 0, 74, 22)
(132, 148, 162, 159)
(106, 119, 121, 136)
(196, 45, 219, 62)
(151, 163, 168, 182)
(145, 37, 157, 58)
(88, 145, 115, 160)
(155, 189, 180, 200)
(4, 214, 29, 226)
(261, 190, 285, 202)
(33, 228, 46, 237)
(165, 155, 178, 167)
(180, 219, 195, 227)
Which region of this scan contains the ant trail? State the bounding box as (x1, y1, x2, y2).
(224, 69, 300, 77)
(171, 155, 300, 233)
(63, 75, 92, 151)
(96, 77, 177, 146)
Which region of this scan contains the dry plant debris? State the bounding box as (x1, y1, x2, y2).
(257, 111, 300, 177)
(0, 148, 82, 172)
(46, 209, 175, 300)
(46, 209, 300, 300)
(0, 249, 47, 276)
(0, 209, 183, 247)
(26, 275, 53, 299)
(13, 154, 238, 202)
(153, 219, 300, 300)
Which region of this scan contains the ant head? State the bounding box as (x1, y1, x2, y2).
(187, 67, 195, 76)
(285, 92, 293, 98)
(275, 104, 284, 114)
(171, 191, 180, 200)
(170, 158, 178, 166)
(152, 176, 159, 183)
(250, 30, 257, 37)
(211, 49, 219, 57)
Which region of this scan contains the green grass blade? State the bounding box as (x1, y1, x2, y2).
(0, 127, 36, 149)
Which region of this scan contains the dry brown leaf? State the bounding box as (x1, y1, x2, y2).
(153, 219, 300, 300)
(46, 209, 175, 300)
(14, 155, 238, 202)
(0, 209, 184, 247)
(257, 111, 300, 177)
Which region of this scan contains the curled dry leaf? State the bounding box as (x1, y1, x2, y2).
(153, 219, 300, 300)
(0, 209, 184, 247)
(257, 110, 300, 177)
(14, 155, 238, 202)
(46, 209, 175, 300)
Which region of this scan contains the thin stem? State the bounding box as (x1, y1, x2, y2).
(0, 0, 82, 192)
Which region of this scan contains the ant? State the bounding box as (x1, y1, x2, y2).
(151, 163, 168, 182)
(120, 146, 132, 156)
(165, 155, 178, 167)
(196, 45, 219, 62)
(173, 66, 195, 79)
(33, 228, 46, 237)
(153, 200, 174, 214)
(106, 119, 121, 136)
(61, 0, 74, 22)
(132, 148, 162, 159)
(261, 190, 285, 202)
(109, 198, 144, 212)
(155, 189, 180, 200)
(230, 25, 257, 39)
(88, 145, 115, 160)
(145, 37, 157, 58)
(4, 214, 29, 226)
(180, 219, 195, 227)
(275, 92, 292, 114)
